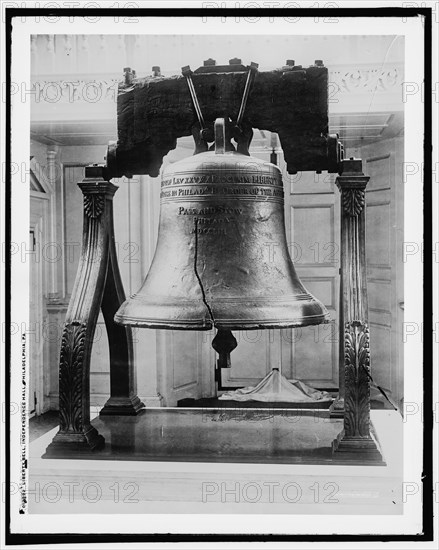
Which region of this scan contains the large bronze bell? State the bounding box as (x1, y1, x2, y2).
(115, 118, 329, 330)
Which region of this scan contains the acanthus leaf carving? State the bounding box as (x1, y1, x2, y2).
(84, 193, 105, 219)
(343, 321, 371, 438)
(341, 188, 365, 216)
(58, 322, 87, 432)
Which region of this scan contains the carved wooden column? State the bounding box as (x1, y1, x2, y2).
(99, 175, 144, 416)
(44, 166, 143, 457)
(331, 158, 384, 463)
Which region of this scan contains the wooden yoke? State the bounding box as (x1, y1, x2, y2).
(106, 60, 343, 179)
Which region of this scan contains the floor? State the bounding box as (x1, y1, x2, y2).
(29, 410, 59, 442)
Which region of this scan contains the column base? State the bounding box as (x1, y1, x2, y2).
(99, 395, 145, 416)
(43, 426, 105, 458)
(332, 429, 385, 465)
(329, 396, 344, 418)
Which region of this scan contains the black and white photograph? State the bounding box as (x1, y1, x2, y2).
(1, 1, 436, 546)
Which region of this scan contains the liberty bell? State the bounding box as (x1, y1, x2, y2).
(115, 117, 329, 334)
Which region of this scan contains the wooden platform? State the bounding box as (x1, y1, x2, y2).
(42, 407, 379, 464)
(177, 397, 333, 409)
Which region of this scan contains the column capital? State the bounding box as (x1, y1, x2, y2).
(336, 157, 370, 186)
(78, 165, 118, 199)
(336, 158, 370, 216)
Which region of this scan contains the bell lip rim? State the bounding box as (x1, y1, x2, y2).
(119, 292, 326, 304)
(114, 314, 331, 331)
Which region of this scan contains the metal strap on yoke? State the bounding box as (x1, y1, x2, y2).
(182, 65, 205, 130)
(236, 62, 259, 128)
(182, 62, 259, 139)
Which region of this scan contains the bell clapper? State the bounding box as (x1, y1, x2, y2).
(212, 329, 238, 371)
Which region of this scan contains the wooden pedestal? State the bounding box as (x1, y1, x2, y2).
(331, 159, 384, 464)
(44, 166, 144, 457)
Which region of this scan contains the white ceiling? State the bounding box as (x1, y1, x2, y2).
(30, 33, 404, 151)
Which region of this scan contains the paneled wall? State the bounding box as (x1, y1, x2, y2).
(364, 138, 404, 407)
(347, 136, 404, 407)
(285, 168, 340, 389)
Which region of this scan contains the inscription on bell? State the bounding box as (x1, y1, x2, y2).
(178, 206, 243, 216)
(161, 174, 281, 187)
(191, 226, 226, 235)
(160, 185, 284, 200)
